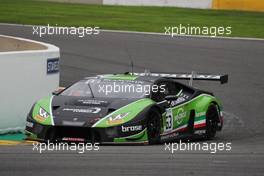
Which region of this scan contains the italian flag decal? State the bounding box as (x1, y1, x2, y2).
(194, 119, 206, 128)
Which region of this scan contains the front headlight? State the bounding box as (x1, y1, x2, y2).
(39, 107, 50, 119)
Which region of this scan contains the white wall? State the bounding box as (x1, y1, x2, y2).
(103, 0, 212, 9)
(0, 35, 60, 134)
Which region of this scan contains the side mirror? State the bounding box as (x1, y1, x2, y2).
(52, 87, 65, 96)
(165, 95, 179, 101)
(52, 90, 60, 96)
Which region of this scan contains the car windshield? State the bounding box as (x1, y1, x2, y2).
(60, 79, 152, 98)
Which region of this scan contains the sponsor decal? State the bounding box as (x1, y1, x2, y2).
(35, 114, 45, 122)
(62, 107, 101, 114)
(62, 137, 85, 142)
(47, 58, 59, 74)
(39, 107, 49, 118)
(77, 99, 107, 105)
(107, 112, 130, 125)
(26, 121, 34, 128)
(194, 130, 206, 135)
(35, 107, 50, 122)
(134, 73, 221, 80)
(170, 94, 190, 107)
(174, 108, 186, 124)
(161, 132, 179, 141)
(161, 124, 188, 136)
(121, 125, 142, 132)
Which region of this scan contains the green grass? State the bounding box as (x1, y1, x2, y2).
(0, 0, 264, 38)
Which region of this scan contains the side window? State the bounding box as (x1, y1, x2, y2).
(151, 81, 168, 102)
(166, 82, 179, 96)
(151, 81, 179, 102)
(151, 80, 185, 102)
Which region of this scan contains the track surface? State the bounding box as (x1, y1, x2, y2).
(0, 24, 264, 176)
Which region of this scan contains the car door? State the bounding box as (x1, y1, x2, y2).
(152, 80, 189, 134)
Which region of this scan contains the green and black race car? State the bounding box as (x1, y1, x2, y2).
(25, 72, 228, 144)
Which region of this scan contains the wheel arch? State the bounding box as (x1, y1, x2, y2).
(209, 101, 223, 130)
(189, 94, 221, 129)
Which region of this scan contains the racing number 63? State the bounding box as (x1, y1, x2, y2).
(165, 108, 173, 131)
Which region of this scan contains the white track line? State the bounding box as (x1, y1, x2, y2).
(0, 23, 263, 41)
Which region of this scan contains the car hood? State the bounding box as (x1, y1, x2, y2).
(51, 96, 137, 127)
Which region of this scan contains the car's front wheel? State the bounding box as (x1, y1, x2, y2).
(147, 109, 161, 145)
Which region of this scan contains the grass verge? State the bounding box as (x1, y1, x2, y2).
(0, 0, 263, 38)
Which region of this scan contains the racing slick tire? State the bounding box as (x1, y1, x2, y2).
(204, 104, 219, 140)
(147, 108, 161, 145)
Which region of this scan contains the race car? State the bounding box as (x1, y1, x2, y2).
(25, 72, 228, 144)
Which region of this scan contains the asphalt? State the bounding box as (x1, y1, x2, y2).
(0, 24, 264, 176)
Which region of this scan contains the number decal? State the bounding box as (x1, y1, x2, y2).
(164, 108, 173, 132)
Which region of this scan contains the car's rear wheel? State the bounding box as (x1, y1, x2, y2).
(204, 104, 219, 140)
(147, 109, 161, 145)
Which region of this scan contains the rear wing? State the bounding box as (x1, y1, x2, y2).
(133, 72, 228, 85)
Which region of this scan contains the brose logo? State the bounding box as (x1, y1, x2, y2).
(121, 125, 142, 132)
